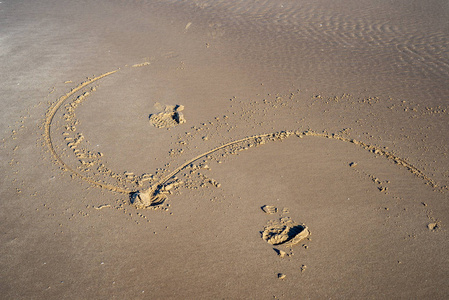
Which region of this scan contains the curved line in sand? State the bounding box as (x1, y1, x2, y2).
(43, 69, 132, 194)
(145, 130, 437, 198)
(44, 68, 439, 206)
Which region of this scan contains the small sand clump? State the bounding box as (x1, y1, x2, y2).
(262, 205, 278, 214)
(274, 248, 287, 258)
(130, 190, 167, 208)
(427, 222, 440, 231)
(262, 217, 309, 246)
(149, 104, 186, 128)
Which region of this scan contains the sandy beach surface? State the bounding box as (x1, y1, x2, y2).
(1, 0, 449, 298)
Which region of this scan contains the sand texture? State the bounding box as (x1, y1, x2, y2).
(1, 0, 449, 299)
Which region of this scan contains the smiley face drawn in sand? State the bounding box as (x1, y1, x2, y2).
(44, 66, 446, 210)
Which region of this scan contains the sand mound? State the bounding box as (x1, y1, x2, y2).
(262, 217, 309, 246)
(130, 190, 167, 208)
(149, 104, 186, 128)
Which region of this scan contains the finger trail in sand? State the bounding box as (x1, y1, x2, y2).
(43, 69, 131, 194)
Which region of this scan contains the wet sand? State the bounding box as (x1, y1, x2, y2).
(1, 0, 449, 298)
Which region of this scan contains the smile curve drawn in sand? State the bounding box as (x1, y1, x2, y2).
(44, 67, 441, 208)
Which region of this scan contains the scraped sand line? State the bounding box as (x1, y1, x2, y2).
(140, 130, 438, 206)
(43, 68, 440, 207)
(43, 69, 131, 194)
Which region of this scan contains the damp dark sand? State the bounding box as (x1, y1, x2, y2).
(1, 0, 449, 298)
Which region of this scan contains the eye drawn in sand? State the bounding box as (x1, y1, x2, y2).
(149, 104, 186, 128)
(262, 217, 310, 246)
(43, 66, 446, 211)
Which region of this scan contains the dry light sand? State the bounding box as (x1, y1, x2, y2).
(1, 0, 449, 298)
